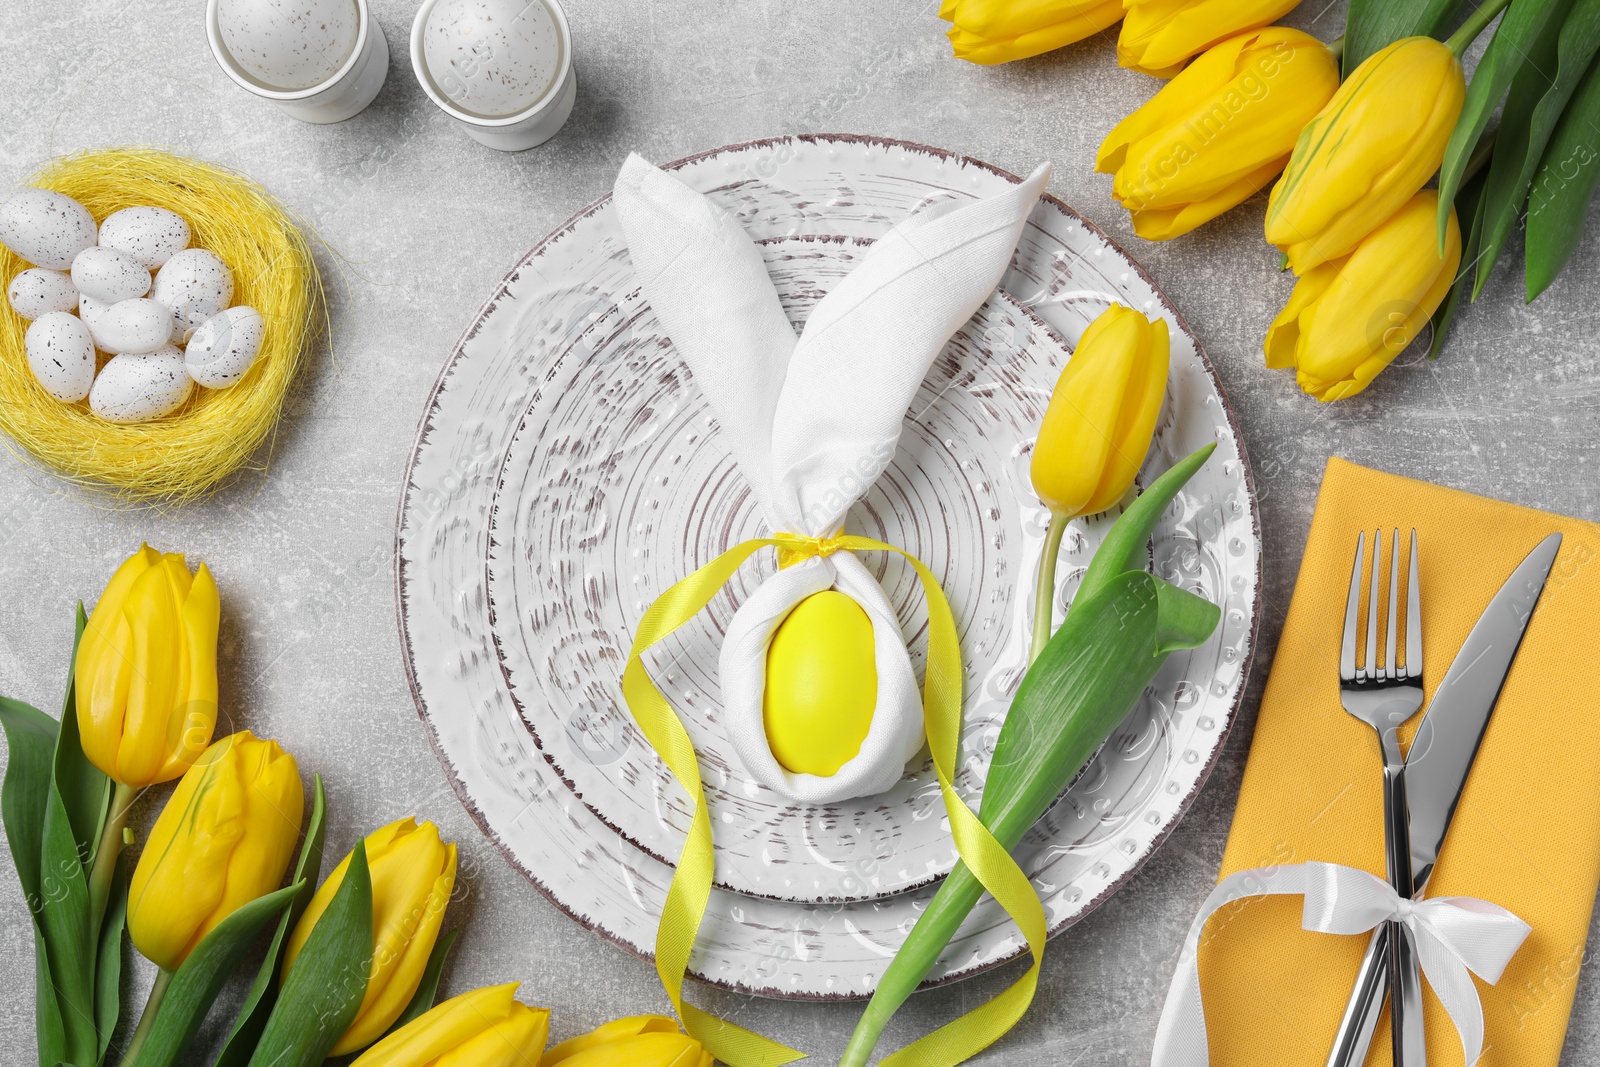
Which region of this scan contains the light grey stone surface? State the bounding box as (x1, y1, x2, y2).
(2, 1, 1598, 1064)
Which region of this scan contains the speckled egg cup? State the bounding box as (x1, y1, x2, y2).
(409, 0, 578, 152)
(206, 0, 390, 124)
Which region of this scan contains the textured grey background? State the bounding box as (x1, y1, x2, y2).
(2, 1, 1598, 1064)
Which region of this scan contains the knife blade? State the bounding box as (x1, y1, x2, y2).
(1325, 531, 1564, 1067)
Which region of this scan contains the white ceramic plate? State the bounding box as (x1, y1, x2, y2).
(397, 135, 1261, 998)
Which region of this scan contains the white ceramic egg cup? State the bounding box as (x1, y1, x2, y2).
(409, 0, 578, 152)
(206, 0, 390, 124)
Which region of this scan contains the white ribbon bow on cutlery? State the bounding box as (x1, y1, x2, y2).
(1150, 861, 1531, 1067)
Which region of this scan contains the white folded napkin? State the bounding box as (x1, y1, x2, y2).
(613, 152, 1051, 803)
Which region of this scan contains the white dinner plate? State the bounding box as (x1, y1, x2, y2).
(397, 134, 1261, 998)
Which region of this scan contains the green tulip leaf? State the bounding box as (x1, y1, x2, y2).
(0, 697, 60, 924)
(1428, 163, 1491, 358)
(93, 852, 126, 1064)
(840, 446, 1222, 1067)
(39, 742, 101, 1066)
(33, 932, 68, 1067)
(384, 927, 460, 1036)
(1473, 0, 1600, 295)
(33, 604, 111, 1067)
(123, 882, 304, 1067)
(1078, 442, 1216, 603)
(0, 696, 70, 1067)
(213, 774, 328, 1067)
(1526, 48, 1600, 297)
(1440, 0, 1575, 245)
(53, 605, 109, 868)
(1343, 0, 1472, 74)
(246, 839, 372, 1067)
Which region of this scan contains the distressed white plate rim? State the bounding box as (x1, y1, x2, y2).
(396, 134, 1262, 1000)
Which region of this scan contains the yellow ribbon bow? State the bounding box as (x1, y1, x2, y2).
(621, 532, 1046, 1067)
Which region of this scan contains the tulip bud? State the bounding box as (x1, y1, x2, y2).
(1098, 27, 1340, 240)
(75, 545, 221, 787)
(1030, 304, 1169, 518)
(940, 0, 1125, 66)
(349, 983, 549, 1067)
(127, 731, 303, 971)
(544, 1016, 713, 1067)
(1264, 190, 1462, 401)
(284, 818, 458, 1056)
(1265, 36, 1465, 273)
(1119, 0, 1303, 77)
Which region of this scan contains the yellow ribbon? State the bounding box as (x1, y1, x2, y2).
(621, 532, 1045, 1067)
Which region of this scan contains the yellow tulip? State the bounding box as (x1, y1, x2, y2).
(1030, 304, 1169, 518)
(1265, 190, 1462, 401)
(1097, 27, 1339, 240)
(284, 818, 458, 1056)
(544, 1015, 712, 1067)
(940, 0, 1124, 66)
(1118, 0, 1303, 77)
(1265, 36, 1465, 273)
(128, 732, 303, 971)
(350, 983, 549, 1067)
(76, 544, 221, 787)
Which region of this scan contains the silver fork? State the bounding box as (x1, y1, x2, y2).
(1340, 530, 1426, 1066)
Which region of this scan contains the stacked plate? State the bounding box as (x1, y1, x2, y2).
(396, 135, 1261, 999)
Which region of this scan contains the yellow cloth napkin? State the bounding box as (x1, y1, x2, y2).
(1198, 457, 1600, 1067)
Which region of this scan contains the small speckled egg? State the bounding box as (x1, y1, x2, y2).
(0, 189, 99, 270)
(217, 0, 361, 91)
(185, 306, 265, 388)
(90, 347, 193, 423)
(93, 298, 174, 355)
(71, 247, 152, 304)
(151, 249, 234, 342)
(24, 312, 96, 402)
(97, 206, 191, 269)
(423, 0, 563, 118)
(8, 268, 79, 320)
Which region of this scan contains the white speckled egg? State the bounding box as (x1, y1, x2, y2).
(97, 206, 191, 269)
(90, 347, 193, 423)
(151, 249, 234, 342)
(71, 247, 152, 304)
(423, 0, 563, 118)
(0, 189, 99, 270)
(93, 298, 174, 355)
(8, 268, 79, 319)
(24, 312, 96, 402)
(217, 0, 361, 91)
(185, 306, 265, 388)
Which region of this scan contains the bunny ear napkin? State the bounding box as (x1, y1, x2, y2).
(615, 153, 1051, 801)
(611, 153, 1050, 1067)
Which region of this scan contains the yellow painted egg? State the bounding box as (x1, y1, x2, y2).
(763, 590, 878, 776)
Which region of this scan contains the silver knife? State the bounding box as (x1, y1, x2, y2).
(1325, 531, 1563, 1067)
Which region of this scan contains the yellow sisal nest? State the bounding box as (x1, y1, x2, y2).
(0, 148, 321, 503)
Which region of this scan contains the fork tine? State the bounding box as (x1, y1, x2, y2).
(1386, 529, 1400, 681)
(1341, 531, 1364, 682)
(1365, 528, 1381, 682)
(1406, 529, 1422, 679)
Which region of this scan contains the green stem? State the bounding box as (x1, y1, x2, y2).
(1030, 514, 1068, 665)
(1447, 0, 1512, 56)
(119, 968, 173, 1067)
(1328, 35, 1345, 63)
(88, 782, 139, 933)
